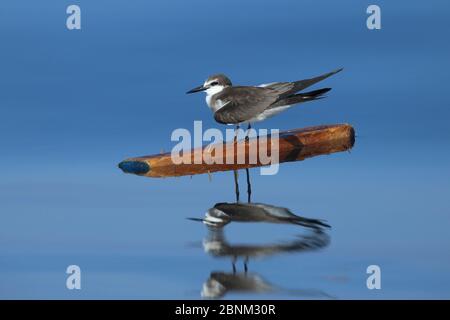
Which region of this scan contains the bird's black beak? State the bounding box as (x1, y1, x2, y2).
(186, 85, 207, 94)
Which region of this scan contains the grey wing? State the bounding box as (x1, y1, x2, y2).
(288, 68, 343, 96)
(213, 86, 281, 124)
(259, 81, 294, 92)
(265, 68, 343, 98)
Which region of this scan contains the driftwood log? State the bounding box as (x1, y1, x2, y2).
(118, 124, 355, 178)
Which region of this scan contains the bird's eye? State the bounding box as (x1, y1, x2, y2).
(210, 81, 219, 86)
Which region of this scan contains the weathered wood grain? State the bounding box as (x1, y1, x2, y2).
(118, 124, 355, 178)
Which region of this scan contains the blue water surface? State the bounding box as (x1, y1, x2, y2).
(1, 0, 449, 299)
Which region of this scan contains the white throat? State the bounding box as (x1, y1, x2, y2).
(205, 85, 225, 110)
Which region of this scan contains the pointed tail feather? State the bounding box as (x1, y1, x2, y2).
(291, 68, 343, 93)
(272, 88, 331, 107)
(299, 88, 331, 100)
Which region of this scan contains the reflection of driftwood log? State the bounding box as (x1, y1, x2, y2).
(118, 123, 355, 178)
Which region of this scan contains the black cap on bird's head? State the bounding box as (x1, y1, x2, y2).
(186, 74, 232, 94)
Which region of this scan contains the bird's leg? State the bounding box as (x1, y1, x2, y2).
(233, 170, 240, 203)
(233, 124, 240, 144)
(232, 257, 237, 274)
(233, 125, 240, 202)
(245, 123, 252, 203)
(244, 256, 249, 274)
(245, 123, 251, 142)
(246, 168, 251, 203)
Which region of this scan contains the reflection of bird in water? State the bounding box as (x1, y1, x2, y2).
(189, 202, 332, 299)
(203, 227, 329, 273)
(202, 271, 334, 299)
(202, 271, 273, 298)
(189, 202, 330, 229)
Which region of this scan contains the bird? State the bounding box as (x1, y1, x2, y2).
(202, 271, 274, 298)
(200, 226, 330, 272)
(201, 271, 333, 299)
(186, 68, 343, 202)
(188, 202, 330, 229)
(186, 68, 343, 126)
